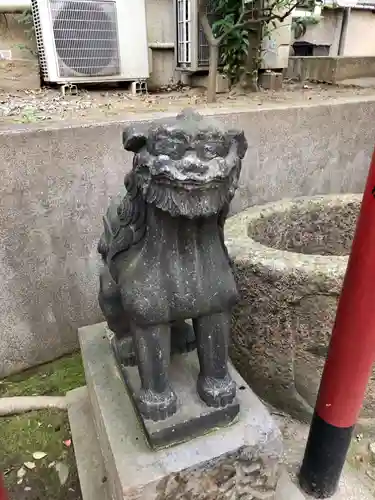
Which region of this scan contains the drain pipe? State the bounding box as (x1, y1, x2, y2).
(0, 0, 31, 12)
(338, 7, 351, 55)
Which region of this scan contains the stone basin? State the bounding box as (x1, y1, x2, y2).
(225, 194, 375, 423)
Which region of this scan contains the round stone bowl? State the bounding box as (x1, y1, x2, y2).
(225, 194, 375, 423)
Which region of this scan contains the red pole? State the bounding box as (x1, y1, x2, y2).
(0, 473, 9, 500)
(299, 146, 375, 498)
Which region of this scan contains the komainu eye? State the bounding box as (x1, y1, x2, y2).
(195, 132, 229, 160)
(148, 128, 189, 159)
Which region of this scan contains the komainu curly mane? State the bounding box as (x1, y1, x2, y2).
(98, 173, 147, 264)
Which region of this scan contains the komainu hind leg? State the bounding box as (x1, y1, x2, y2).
(98, 266, 136, 366)
(170, 320, 196, 355)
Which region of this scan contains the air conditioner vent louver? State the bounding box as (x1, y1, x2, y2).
(50, 0, 120, 77)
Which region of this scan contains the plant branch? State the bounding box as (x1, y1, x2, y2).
(216, 10, 246, 43)
(232, 1, 299, 29)
(198, 0, 246, 45)
(199, 0, 298, 46)
(263, 0, 300, 22)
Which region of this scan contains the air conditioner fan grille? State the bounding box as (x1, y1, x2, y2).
(51, 0, 120, 77)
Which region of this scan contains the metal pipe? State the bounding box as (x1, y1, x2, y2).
(0, 0, 31, 12)
(338, 7, 351, 55)
(299, 145, 375, 497)
(148, 42, 174, 50)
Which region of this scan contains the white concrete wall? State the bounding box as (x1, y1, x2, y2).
(344, 10, 375, 56)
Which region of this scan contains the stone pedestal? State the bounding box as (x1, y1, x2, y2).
(68, 322, 283, 500)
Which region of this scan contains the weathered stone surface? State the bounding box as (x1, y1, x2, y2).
(79, 322, 283, 500)
(225, 194, 375, 422)
(98, 109, 247, 423)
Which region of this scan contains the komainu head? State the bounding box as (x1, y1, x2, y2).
(122, 109, 248, 218)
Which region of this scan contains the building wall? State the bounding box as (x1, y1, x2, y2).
(145, 0, 178, 87)
(292, 9, 343, 56)
(0, 98, 374, 377)
(0, 14, 40, 90)
(0, 14, 36, 59)
(293, 8, 375, 57)
(344, 10, 375, 56)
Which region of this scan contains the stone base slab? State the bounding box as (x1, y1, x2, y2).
(75, 322, 283, 500)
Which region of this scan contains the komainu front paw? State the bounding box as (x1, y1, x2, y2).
(197, 373, 236, 408)
(138, 387, 177, 422)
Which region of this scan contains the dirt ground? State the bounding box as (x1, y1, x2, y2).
(1, 80, 375, 126)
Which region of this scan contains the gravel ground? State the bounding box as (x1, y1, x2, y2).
(1, 80, 375, 126)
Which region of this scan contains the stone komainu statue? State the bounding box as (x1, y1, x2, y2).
(98, 109, 248, 421)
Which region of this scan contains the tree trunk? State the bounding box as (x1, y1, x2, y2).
(207, 42, 219, 103)
(239, 0, 264, 91)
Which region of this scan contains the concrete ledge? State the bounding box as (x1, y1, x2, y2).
(1, 99, 374, 377)
(287, 56, 375, 83)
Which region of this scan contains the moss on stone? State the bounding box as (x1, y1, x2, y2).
(0, 352, 85, 398)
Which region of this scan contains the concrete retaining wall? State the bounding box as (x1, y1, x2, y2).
(0, 98, 374, 377)
(287, 56, 375, 83)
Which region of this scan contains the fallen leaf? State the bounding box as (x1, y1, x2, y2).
(55, 461, 69, 486)
(48, 461, 56, 468)
(24, 462, 36, 470)
(63, 439, 72, 448)
(24, 487, 32, 492)
(32, 451, 47, 460)
(17, 467, 26, 479)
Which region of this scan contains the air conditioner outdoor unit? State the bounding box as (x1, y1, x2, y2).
(31, 0, 150, 84)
